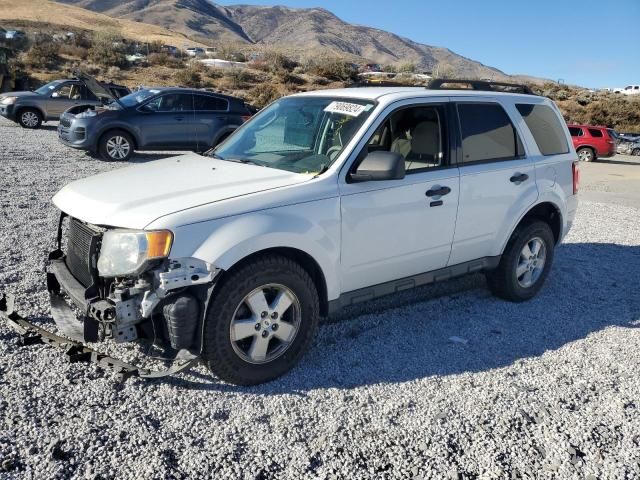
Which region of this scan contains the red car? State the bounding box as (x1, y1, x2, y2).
(567, 124, 616, 161)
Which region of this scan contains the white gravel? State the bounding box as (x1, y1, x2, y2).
(1, 117, 639, 479)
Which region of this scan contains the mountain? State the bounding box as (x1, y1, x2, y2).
(55, 0, 512, 79)
(0, 0, 205, 47)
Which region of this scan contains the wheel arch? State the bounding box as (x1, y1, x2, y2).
(16, 105, 44, 120)
(98, 126, 140, 150)
(215, 247, 330, 317)
(502, 201, 563, 253)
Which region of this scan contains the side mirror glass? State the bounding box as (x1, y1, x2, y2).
(350, 151, 406, 183)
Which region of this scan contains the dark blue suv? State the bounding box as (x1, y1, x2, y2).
(58, 74, 253, 161)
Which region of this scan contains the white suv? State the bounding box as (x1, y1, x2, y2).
(7, 81, 579, 385)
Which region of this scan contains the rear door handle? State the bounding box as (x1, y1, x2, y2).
(174, 116, 185, 121)
(510, 173, 529, 183)
(425, 186, 451, 197)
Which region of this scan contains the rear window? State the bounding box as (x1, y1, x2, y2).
(516, 104, 569, 155)
(588, 128, 604, 138)
(194, 94, 229, 112)
(457, 103, 524, 163)
(569, 127, 583, 137)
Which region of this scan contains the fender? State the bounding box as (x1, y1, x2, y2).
(496, 194, 565, 255)
(15, 104, 45, 121)
(168, 198, 342, 301)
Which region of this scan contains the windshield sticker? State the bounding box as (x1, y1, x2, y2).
(324, 101, 368, 117)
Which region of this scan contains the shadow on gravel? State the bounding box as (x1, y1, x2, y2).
(162, 242, 640, 393)
(595, 159, 640, 166)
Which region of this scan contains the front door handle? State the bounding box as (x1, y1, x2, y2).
(510, 173, 529, 183)
(426, 186, 451, 197)
(174, 116, 185, 121)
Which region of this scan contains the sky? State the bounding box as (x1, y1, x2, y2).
(218, 0, 640, 88)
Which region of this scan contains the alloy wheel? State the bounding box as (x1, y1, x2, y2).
(21, 111, 39, 128)
(578, 149, 593, 162)
(516, 237, 547, 288)
(106, 135, 131, 160)
(229, 283, 301, 364)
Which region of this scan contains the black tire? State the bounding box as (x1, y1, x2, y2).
(203, 255, 320, 385)
(632, 148, 640, 156)
(486, 221, 555, 302)
(98, 129, 134, 162)
(17, 108, 42, 129)
(577, 147, 595, 162)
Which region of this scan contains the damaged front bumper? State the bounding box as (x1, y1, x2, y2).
(0, 293, 200, 381)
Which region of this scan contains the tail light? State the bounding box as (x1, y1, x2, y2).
(241, 115, 252, 123)
(572, 161, 580, 195)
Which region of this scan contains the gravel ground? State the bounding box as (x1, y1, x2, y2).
(1, 117, 639, 479)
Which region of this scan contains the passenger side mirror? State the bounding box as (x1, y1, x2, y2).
(350, 151, 405, 183)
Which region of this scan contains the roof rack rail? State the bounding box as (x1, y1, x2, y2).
(427, 79, 536, 95)
(347, 81, 424, 88)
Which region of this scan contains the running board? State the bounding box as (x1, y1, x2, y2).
(0, 293, 200, 382)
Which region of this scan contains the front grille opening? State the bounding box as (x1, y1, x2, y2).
(65, 218, 102, 288)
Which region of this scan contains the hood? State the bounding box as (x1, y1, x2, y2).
(1, 91, 38, 98)
(75, 70, 120, 105)
(52, 153, 311, 229)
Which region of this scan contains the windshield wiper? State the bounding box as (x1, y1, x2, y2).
(224, 158, 267, 167)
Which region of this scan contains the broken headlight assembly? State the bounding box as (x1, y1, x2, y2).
(97, 229, 173, 277)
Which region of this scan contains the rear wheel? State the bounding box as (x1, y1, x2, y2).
(632, 148, 640, 156)
(18, 108, 42, 129)
(577, 147, 595, 162)
(203, 255, 320, 385)
(98, 130, 134, 162)
(486, 221, 555, 302)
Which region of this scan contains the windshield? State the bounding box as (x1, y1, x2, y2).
(210, 96, 376, 174)
(35, 81, 62, 95)
(118, 89, 162, 108)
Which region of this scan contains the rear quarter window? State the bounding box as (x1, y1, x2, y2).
(516, 104, 569, 155)
(568, 127, 583, 137)
(588, 128, 604, 138)
(194, 95, 229, 112)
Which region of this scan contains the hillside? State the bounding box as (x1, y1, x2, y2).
(0, 0, 205, 46)
(56, 0, 511, 79)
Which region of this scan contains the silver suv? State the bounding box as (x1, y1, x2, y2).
(0, 76, 129, 129)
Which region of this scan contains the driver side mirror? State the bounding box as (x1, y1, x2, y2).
(349, 151, 406, 183)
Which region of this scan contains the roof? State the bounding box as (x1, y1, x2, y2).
(292, 87, 545, 104)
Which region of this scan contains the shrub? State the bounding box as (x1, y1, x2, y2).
(248, 83, 281, 108)
(262, 50, 297, 72)
(277, 71, 305, 86)
(307, 58, 358, 81)
(148, 52, 184, 68)
(23, 36, 60, 69)
(88, 30, 127, 68)
(223, 68, 251, 88)
(398, 62, 416, 73)
(58, 44, 88, 60)
(174, 68, 202, 88)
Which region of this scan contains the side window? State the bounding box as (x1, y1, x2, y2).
(516, 104, 569, 155)
(588, 128, 603, 138)
(362, 105, 447, 173)
(568, 127, 583, 137)
(52, 83, 74, 99)
(457, 103, 524, 163)
(194, 94, 229, 112)
(141, 94, 193, 112)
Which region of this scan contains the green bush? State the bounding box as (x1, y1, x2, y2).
(249, 83, 281, 108)
(23, 36, 60, 70)
(174, 68, 202, 88)
(88, 30, 127, 68)
(223, 68, 251, 88)
(148, 52, 184, 68)
(307, 58, 358, 81)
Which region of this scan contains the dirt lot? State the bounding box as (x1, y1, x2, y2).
(0, 118, 639, 479)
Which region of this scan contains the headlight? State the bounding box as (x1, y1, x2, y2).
(97, 230, 173, 277)
(0, 96, 17, 105)
(76, 109, 97, 118)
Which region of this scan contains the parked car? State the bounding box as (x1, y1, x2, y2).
(2, 81, 579, 385)
(567, 124, 616, 161)
(185, 47, 205, 57)
(0, 77, 130, 129)
(614, 85, 640, 95)
(58, 74, 253, 161)
(618, 139, 640, 156)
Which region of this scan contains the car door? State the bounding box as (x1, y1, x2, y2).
(339, 100, 460, 293)
(448, 99, 538, 265)
(46, 81, 82, 118)
(192, 93, 238, 150)
(136, 93, 198, 149)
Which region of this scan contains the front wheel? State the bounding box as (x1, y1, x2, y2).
(18, 108, 42, 129)
(577, 147, 594, 162)
(203, 255, 319, 385)
(98, 130, 134, 161)
(632, 148, 640, 156)
(486, 221, 555, 302)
